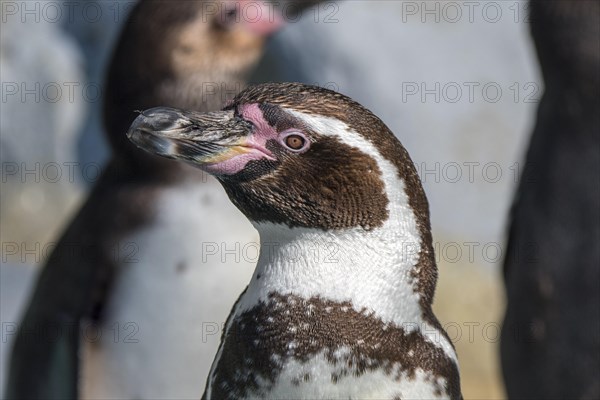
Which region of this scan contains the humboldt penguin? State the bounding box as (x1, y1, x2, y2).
(128, 82, 463, 399)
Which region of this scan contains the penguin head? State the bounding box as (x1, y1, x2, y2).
(147, 0, 284, 80)
(127, 83, 432, 235)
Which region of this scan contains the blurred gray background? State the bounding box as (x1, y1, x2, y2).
(1, 1, 540, 397)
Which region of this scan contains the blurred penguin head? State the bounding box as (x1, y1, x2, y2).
(104, 0, 286, 160)
(159, 0, 284, 78)
(113, 0, 284, 88)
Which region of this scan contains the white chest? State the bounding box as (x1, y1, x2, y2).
(249, 352, 449, 400)
(82, 182, 258, 400)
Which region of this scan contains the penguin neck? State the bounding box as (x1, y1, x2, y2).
(207, 223, 460, 400)
(236, 220, 428, 328)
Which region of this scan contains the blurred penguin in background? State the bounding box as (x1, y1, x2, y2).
(501, 1, 600, 398)
(6, 1, 321, 399)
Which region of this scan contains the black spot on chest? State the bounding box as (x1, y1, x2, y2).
(175, 261, 187, 274)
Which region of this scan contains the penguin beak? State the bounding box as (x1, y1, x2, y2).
(127, 107, 273, 175)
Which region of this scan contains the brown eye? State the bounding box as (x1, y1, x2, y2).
(285, 135, 305, 150)
(224, 8, 237, 22)
(214, 4, 238, 30)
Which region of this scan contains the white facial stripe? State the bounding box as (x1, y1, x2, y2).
(286, 110, 417, 234)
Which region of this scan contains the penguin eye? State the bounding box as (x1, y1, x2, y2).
(214, 4, 239, 30)
(280, 131, 309, 153)
(224, 8, 237, 22)
(285, 135, 305, 150)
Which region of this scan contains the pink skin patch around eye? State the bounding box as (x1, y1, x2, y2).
(202, 103, 278, 176)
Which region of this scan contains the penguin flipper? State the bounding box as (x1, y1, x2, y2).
(5, 170, 130, 399)
(5, 314, 80, 400)
(5, 166, 159, 399)
(4, 229, 93, 400)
